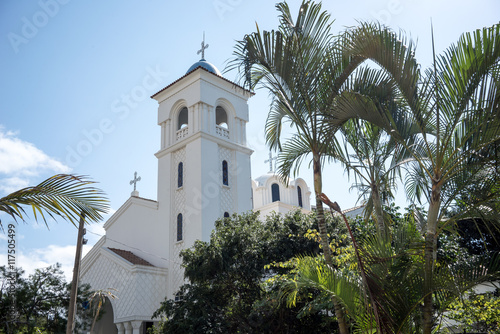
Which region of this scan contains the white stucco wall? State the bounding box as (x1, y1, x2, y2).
(80, 244, 168, 323)
(252, 174, 312, 219)
(102, 197, 167, 268)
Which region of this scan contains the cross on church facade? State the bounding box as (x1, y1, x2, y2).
(264, 151, 278, 173)
(197, 32, 209, 59)
(130, 171, 141, 191)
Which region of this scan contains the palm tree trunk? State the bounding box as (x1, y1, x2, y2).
(422, 182, 441, 334)
(333, 300, 350, 334)
(314, 158, 333, 265)
(371, 183, 385, 234)
(313, 155, 349, 334)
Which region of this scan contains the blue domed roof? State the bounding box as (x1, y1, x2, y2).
(186, 59, 221, 75)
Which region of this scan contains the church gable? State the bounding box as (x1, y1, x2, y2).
(101, 195, 168, 267)
(80, 247, 168, 323)
(103, 196, 158, 231)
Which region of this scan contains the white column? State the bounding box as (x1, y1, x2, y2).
(116, 322, 125, 334)
(124, 321, 132, 334)
(166, 119, 171, 147)
(131, 320, 142, 334)
(241, 119, 247, 146)
(239, 119, 244, 145)
(189, 106, 195, 135)
(208, 105, 214, 134)
(161, 122, 166, 149)
(193, 104, 199, 133)
(200, 103, 206, 132)
(231, 114, 240, 143)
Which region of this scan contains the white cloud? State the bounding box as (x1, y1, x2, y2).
(0, 127, 71, 194)
(0, 244, 92, 282)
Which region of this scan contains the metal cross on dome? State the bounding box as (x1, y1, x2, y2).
(264, 151, 278, 173)
(130, 171, 141, 191)
(197, 32, 209, 59)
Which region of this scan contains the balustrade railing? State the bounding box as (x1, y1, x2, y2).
(216, 125, 229, 139)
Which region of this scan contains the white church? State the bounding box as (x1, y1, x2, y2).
(80, 51, 312, 333)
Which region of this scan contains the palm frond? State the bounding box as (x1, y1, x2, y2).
(0, 174, 109, 228)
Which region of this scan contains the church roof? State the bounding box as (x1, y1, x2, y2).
(254, 173, 276, 187)
(150, 61, 254, 99)
(108, 248, 154, 267)
(186, 58, 221, 75)
(254, 173, 295, 187)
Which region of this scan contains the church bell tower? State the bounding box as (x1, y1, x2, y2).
(151, 44, 254, 296)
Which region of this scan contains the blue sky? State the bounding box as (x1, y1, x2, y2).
(1, 0, 498, 280)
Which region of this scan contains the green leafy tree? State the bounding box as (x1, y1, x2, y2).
(152, 211, 345, 333)
(283, 206, 500, 333)
(0, 264, 93, 333)
(445, 289, 500, 333)
(455, 216, 500, 255)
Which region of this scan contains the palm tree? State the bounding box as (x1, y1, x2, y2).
(334, 119, 403, 233)
(327, 23, 500, 333)
(229, 2, 349, 331)
(0, 174, 109, 228)
(88, 288, 117, 333)
(229, 0, 337, 264)
(229, 3, 418, 331)
(229, 0, 404, 277)
(284, 219, 424, 333)
(284, 211, 500, 333)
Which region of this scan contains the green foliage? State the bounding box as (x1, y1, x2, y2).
(152, 211, 345, 333)
(281, 205, 500, 333)
(0, 174, 109, 228)
(337, 119, 403, 231)
(282, 208, 426, 333)
(0, 264, 92, 333)
(454, 216, 500, 256)
(445, 289, 500, 333)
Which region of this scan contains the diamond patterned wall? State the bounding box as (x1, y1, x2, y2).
(219, 146, 233, 216)
(172, 148, 186, 294)
(81, 250, 168, 322)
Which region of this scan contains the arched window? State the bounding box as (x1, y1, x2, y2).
(177, 162, 183, 188)
(271, 183, 280, 202)
(224, 212, 230, 218)
(177, 213, 183, 241)
(216, 106, 228, 128)
(297, 186, 303, 208)
(177, 107, 188, 130)
(222, 160, 228, 186)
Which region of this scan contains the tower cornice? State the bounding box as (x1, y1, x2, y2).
(154, 130, 253, 159)
(151, 66, 254, 103)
